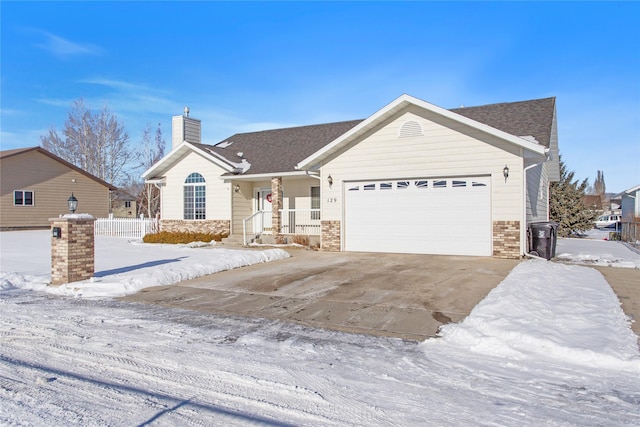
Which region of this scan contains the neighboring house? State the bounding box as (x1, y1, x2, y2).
(111, 189, 138, 218)
(0, 147, 116, 230)
(143, 94, 560, 258)
(618, 184, 640, 222)
(583, 194, 604, 213)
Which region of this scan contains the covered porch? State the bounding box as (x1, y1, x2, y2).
(228, 174, 322, 245)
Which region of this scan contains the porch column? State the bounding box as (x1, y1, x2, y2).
(271, 176, 283, 241)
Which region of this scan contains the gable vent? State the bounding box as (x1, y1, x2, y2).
(398, 120, 423, 138)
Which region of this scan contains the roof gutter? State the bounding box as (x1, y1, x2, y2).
(219, 170, 311, 181)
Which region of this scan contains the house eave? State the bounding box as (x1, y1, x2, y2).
(142, 141, 235, 179)
(296, 94, 548, 170)
(220, 170, 312, 181)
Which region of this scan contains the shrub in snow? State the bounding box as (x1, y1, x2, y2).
(142, 231, 227, 244)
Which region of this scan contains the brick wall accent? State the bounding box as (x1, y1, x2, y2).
(321, 220, 341, 251)
(271, 176, 283, 238)
(493, 220, 521, 259)
(50, 216, 96, 286)
(160, 219, 230, 236)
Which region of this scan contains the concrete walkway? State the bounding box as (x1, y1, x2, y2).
(595, 266, 640, 337)
(122, 249, 519, 341)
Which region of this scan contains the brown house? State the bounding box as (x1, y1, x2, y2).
(110, 189, 138, 218)
(0, 147, 116, 230)
(583, 194, 604, 212)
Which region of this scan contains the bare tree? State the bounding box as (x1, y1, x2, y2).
(137, 123, 166, 218)
(41, 98, 134, 186)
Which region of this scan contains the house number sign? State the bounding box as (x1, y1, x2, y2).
(327, 197, 337, 203)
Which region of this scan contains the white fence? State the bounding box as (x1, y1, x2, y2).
(95, 216, 159, 238)
(243, 209, 321, 245)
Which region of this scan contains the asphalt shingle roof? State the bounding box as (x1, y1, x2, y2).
(199, 120, 364, 175)
(450, 97, 555, 147)
(194, 97, 555, 176)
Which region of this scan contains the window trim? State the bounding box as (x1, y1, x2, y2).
(184, 173, 206, 220)
(311, 185, 320, 220)
(13, 190, 34, 206)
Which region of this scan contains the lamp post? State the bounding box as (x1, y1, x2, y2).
(67, 193, 78, 214)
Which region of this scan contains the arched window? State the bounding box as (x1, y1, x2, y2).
(184, 173, 205, 220)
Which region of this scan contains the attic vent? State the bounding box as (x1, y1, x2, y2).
(398, 120, 423, 138)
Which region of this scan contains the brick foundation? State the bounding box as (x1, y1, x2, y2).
(160, 219, 230, 236)
(493, 220, 521, 259)
(321, 220, 341, 251)
(50, 216, 96, 286)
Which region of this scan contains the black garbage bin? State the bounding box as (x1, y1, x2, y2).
(529, 222, 559, 260)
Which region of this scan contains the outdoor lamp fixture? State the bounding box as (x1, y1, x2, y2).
(327, 175, 333, 186)
(503, 165, 509, 183)
(234, 184, 240, 193)
(67, 193, 78, 214)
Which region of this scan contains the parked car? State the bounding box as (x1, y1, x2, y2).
(594, 214, 621, 229)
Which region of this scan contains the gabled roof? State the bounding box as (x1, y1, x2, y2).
(450, 97, 556, 148)
(143, 94, 557, 180)
(613, 184, 640, 199)
(583, 194, 604, 210)
(111, 189, 137, 201)
(296, 94, 551, 170)
(142, 141, 236, 179)
(0, 146, 117, 190)
(207, 120, 364, 176)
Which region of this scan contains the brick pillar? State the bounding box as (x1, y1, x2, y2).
(321, 220, 341, 251)
(50, 216, 96, 286)
(271, 176, 283, 241)
(492, 220, 521, 259)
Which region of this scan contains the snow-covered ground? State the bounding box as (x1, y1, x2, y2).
(1, 230, 639, 425)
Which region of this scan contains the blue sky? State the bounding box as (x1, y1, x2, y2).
(1, 1, 638, 192)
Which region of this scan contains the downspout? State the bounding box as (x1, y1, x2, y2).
(521, 149, 552, 256)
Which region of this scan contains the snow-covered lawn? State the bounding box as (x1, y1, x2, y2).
(1, 230, 639, 425)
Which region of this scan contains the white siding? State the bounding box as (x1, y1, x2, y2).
(320, 107, 524, 222)
(160, 151, 231, 220)
(280, 178, 319, 210)
(621, 189, 640, 221)
(231, 181, 254, 234)
(229, 177, 319, 234)
(526, 162, 550, 222)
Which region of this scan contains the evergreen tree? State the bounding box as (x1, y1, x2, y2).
(550, 156, 594, 237)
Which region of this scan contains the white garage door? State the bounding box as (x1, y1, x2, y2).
(344, 177, 491, 256)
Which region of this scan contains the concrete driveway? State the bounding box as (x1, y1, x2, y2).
(122, 248, 519, 340)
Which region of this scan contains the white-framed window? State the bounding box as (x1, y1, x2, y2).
(14, 190, 34, 206)
(311, 186, 320, 220)
(184, 173, 206, 220)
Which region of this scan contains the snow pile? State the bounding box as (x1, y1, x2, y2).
(424, 260, 640, 372)
(0, 231, 289, 298)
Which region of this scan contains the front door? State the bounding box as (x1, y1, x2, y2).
(255, 188, 273, 233)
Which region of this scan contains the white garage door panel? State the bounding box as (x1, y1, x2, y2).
(344, 178, 491, 256)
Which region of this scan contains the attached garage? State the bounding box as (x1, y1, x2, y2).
(344, 176, 492, 256)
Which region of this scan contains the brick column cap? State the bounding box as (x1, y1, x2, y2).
(49, 214, 96, 222)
